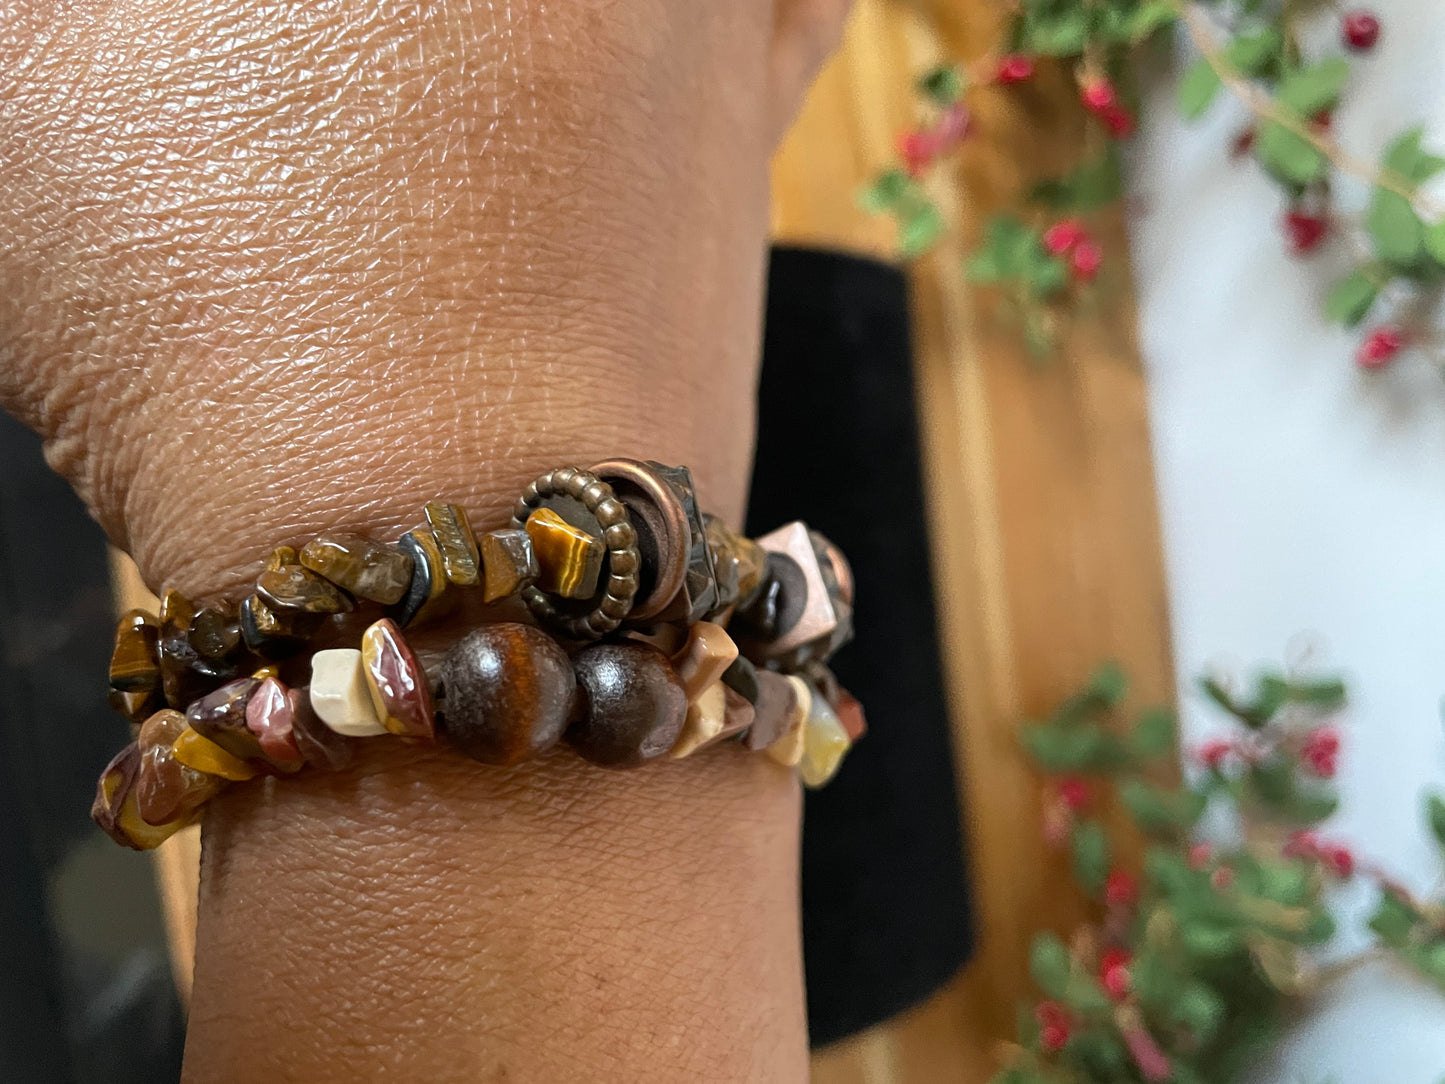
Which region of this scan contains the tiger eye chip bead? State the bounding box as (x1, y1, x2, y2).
(479, 528, 539, 603)
(424, 502, 482, 587)
(109, 610, 160, 693)
(188, 606, 243, 661)
(159, 589, 239, 707)
(525, 507, 605, 600)
(239, 594, 308, 660)
(299, 533, 414, 605)
(361, 618, 436, 741)
(569, 642, 687, 768)
(257, 564, 355, 615)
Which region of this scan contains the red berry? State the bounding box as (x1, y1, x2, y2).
(1100, 103, 1136, 139)
(1358, 326, 1405, 370)
(1102, 962, 1131, 1000)
(1044, 218, 1088, 255)
(1081, 78, 1118, 113)
(1040, 1023, 1070, 1053)
(1188, 842, 1215, 869)
(897, 131, 935, 177)
(1323, 844, 1356, 878)
(1231, 127, 1257, 158)
(1106, 869, 1139, 908)
(1210, 865, 1235, 890)
(1283, 210, 1329, 255)
(1283, 830, 1320, 859)
(996, 54, 1035, 84)
(1343, 10, 1381, 51)
(1072, 240, 1103, 282)
(1302, 726, 1341, 777)
(1196, 738, 1233, 771)
(1057, 775, 1091, 812)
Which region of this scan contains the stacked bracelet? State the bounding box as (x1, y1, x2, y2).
(94, 460, 865, 850)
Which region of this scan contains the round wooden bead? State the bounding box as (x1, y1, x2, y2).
(438, 623, 576, 765)
(569, 643, 687, 768)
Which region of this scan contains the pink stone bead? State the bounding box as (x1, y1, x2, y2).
(245, 676, 305, 769)
(361, 618, 437, 741)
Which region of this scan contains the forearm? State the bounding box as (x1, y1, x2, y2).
(1, 0, 826, 1078)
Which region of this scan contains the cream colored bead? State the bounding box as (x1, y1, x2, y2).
(310, 648, 389, 737)
(670, 621, 739, 702)
(799, 693, 851, 788)
(670, 681, 728, 759)
(764, 675, 811, 768)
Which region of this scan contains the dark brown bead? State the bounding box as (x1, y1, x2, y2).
(239, 594, 309, 659)
(438, 624, 575, 765)
(109, 610, 160, 693)
(569, 642, 687, 768)
(161, 600, 239, 708)
(109, 686, 164, 727)
(185, 677, 264, 764)
(721, 656, 761, 705)
(257, 564, 355, 614)
(291, 692, 355, 771)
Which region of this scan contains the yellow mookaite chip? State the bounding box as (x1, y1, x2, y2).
(525, 507, 605, 600)
(172, 727, 258, 782)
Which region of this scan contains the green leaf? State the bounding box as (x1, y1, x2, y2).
(1367, 889, 1420, 946)
(1177, 58, 1222, 120)
(1089, 661, 1129, 706)
(1174, 982, 1225, 1040)
(1287, 676, 1348, 708)
(1425, 220, 1445, 265)
(1128, 708, 1178, 759)
(1256, 122, 1327, 187)
(899, 203, 947, 259)
(1127, 0, 1177, 41)
(1277, 59, 1351, 116)
(1325, 270, 1381, 327)
(1225, 27, 1282, 77)
(1030, 151, 1124, 211)
(858, 170, 913, 213)
(1368, 189, 1425, 265)
(1426, 793, 1445, 852)
(1029, 255, 1070, 300)
(1071, 820, 1111, 892)
(1181, 921, 1242, 958)
(1030, 932, 1072, 998)
(1383, 127, 1445, 183)
(1120, 779, 1207, 834)
(918, 65, 964, 106)
(1021, 9, 1089, 55)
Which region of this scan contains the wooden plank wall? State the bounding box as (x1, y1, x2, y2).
(771, 1, 1175, 1080)
(115, 0, 1176, 1075)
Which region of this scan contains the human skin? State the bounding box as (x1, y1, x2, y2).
(0, 0, 851, 1079)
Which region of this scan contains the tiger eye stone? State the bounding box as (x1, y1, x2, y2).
(390, 528, 449, 627)
(704, 514, 767, 613)
(299, 533, 414, 605)
(160, 591, 239, 707)
(135, 709, 225, 826)
(424, 502, 482, 587)
(186, 677, 266, 764)
(568, 642, 687, 768)
(480, 528, 539, 603)
(188, 606, 242, 661)
(109, 687, 164, 727)
(799, 692, 852, 787)
(361, 619, 436, 741)
(526, 507, 604, 600)
(670, 621, 738, 702)
(746, 671, 810, 767)
(437, 624, 575, 765)
(266, 546, 299, 572)
(109, 610, 160, 693)
(93, 744, 196, 850)
(257, 564, 355, 614)
(244, 677, 305, 770)
(172, 727, 258, 781)
(239, 594, 308, 659)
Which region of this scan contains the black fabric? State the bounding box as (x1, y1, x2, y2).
(0, 416, 186, 1084)
(750, 246, 974, 1047)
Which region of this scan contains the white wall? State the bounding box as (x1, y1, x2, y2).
(1129, 2, 1445, 1079)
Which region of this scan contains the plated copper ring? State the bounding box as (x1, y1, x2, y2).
(513, 467, 640, 639)
(589, 458, 690, 623)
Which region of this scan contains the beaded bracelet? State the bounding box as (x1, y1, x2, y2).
(94, 460, 865, 850)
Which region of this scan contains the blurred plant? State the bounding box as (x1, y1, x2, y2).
(862, 0, 1445, 370)
(992, 661, 1445, 1083)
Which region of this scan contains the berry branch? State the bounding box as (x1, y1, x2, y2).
(862, 0, 1445, 374)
